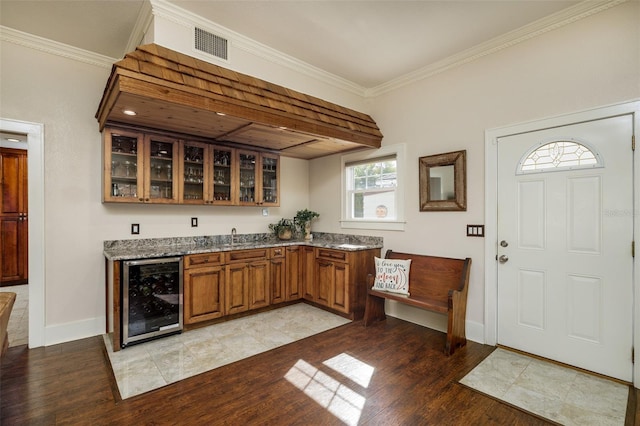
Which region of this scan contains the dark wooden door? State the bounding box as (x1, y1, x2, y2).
(1, 148, 28, 285)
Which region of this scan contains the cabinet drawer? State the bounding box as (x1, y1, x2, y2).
(227, 248, 269, 263)
(184, 252, 225, 268)
(269, 247, 285, 259)
(316, 249, 348, 262)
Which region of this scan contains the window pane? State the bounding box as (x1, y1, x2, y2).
(520, 141, 599, 173)
(351, 189, 395, 219)
(346, 157, 397, 220)
(354, 177, 366, 190)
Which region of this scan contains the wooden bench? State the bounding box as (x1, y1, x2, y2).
(363, 250, 471, 356)
(0, 292, 16, 358)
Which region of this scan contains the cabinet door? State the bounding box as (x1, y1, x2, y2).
(144, 135, 178, 203)
(331, 262, 350, 314)
(302, 246, 316, 301)
(180, 141, 209, 205)
(225, 263, 249, 314)
(211, 146, 236, 205)
(103, 128, 144, 203)
(248, 260, 270, 310)
(238, 150, 257, 205)
(315, 260, 333, 307)
(184, 266, 224, 324)
(285, 246, 301, 301)
(260, 153, 279, 206)
(271, 254, 286, 304)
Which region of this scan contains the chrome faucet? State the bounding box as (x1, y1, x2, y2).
(231, 227, 237, 245)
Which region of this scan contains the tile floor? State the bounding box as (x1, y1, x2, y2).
(460, 347, 628, 425)
(1, 284, 29, 347)
(103, 303, 351, 399)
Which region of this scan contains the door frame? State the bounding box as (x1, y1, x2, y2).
(0, 118, 45, 348)
(484, 100, 639, 385)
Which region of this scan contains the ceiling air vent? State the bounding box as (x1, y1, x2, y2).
(194, 27, 228, 60)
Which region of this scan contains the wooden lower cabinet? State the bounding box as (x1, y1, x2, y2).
(184, 253, 225, 324)
(225, 248, 270, 314)
(181, 245, 378, 326)
(309, 248, 379, 320)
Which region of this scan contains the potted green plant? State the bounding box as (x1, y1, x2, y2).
(268, 218, 295, 240)
(295, 209, 320, 240)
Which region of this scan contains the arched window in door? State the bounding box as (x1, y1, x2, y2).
(517, 139, 603, 174)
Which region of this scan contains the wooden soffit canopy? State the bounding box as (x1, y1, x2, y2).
(95, 44, 383, 159)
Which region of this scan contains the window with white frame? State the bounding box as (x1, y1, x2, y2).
(341, 144, 405, 231)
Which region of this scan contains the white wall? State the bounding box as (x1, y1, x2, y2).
(0, 40, 311, 344)
(310, 1, 640, 341)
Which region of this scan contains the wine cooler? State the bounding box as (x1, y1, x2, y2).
(121, 257, 183, 348)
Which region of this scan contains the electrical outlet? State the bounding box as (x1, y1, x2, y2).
(191, 217, 198, 227)
(131, 224, 140, 235)
(262, 208, 269, 216)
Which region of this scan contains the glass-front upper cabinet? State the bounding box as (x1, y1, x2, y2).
(261, 153, 280, 206)
(237, 150, 280, 206)
(238, 151, 257, 205)
(103, 128, 144, 203)
(180, 142, 208, 204)
(145, 135, 178, 203)
(211, 146, 235, 205)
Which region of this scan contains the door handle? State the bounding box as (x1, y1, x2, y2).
(499, 255, 509, 263)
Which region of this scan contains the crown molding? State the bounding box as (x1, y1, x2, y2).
(0, 25, 116, 69)
(125, 0, 154, 54)
(149, 0, 368, 97)
(367, 0, 628, 97)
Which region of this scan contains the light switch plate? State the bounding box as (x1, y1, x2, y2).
(191, 217, 198, 227)
(131, 223, 140, 235)
(466, 224, 484, 237)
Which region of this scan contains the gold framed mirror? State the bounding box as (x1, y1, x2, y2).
(419, 150, 466, 211)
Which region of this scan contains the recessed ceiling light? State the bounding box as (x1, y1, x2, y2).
(123, 109, 137, 116)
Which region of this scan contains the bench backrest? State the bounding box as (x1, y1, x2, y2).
(386, 250, 471, 302)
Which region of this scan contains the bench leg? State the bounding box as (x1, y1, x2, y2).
(363, 294, 386, 326)
(445, 309, 467, 356)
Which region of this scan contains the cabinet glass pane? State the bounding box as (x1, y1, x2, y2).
(183, 144, 205, 201)
(110, 134, 138, 199)
(262, 156, 278, 204)
(213, 148, 233, 201)
(149, 140, 174, 200)
(239, 153, 256, 203)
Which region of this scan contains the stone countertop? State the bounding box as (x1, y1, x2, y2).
(103, 232, 383, 261)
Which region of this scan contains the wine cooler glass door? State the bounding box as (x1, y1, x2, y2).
(122, 257, 183, 348)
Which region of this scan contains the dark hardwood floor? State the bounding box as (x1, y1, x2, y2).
(0, 316, 633, 425)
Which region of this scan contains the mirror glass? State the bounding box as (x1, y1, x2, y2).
(419, 150, 466, 211)
(429, 165, 455, 200)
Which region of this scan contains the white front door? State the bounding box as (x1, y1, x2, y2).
(497, 114, 634, 382)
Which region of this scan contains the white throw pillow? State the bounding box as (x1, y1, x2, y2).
(372, 257, 411, 295)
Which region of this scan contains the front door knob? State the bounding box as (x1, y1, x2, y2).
(499, 255, 509, 263)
